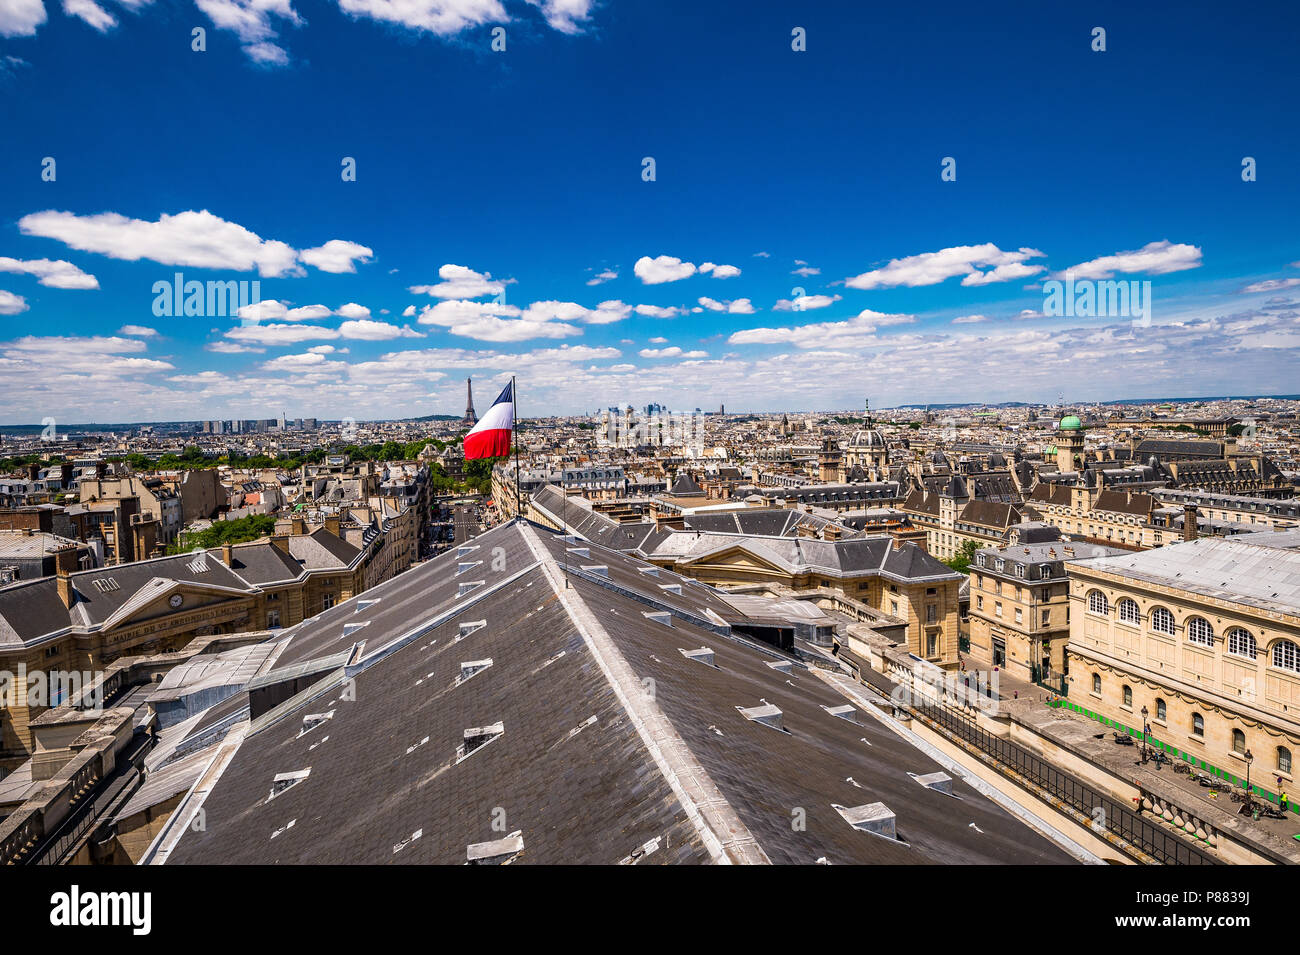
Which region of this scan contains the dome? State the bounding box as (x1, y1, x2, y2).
(1059, 415, 1083, 431)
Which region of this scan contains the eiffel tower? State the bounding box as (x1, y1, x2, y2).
(463, 377, 477, 425)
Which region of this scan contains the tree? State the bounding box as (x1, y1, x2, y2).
(942, 539, 980, 576)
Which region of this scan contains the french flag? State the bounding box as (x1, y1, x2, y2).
(463, 381, 515, 459)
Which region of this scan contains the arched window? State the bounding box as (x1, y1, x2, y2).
(1187, 617, 1214, 647)
(1150, 607, 1175, 635)
(1092, 673, 1101, 694)
(1226, 628, 1257, 659)
(1279, 747, 1292, 775)
(1117, 598, 1140, 625)
(1088, 591, 1109, 615)
(1156, 698, 1166, 722)
(1122, 685, 1132, 707)
(1273, 640, 1300, 673)
(1232, 729, 1246, 754)
(1192, 713, 1204, 737)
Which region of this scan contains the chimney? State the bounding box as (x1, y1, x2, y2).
(53, 543, 79, 577)
(292, 516, 306, 536)
(271, 534, 291, 555)
(1183, 504, 1198, 542)
(324, 515, 341, 537)
(56, 561, 75, 609)
(222, 542, 234, 566)
(892, 536, 905, 551)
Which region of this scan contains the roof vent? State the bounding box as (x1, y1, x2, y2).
(271, 819, 296, 839)
(581, 564, 609, 577)
(822, 704, 859, 724)
(393, 829, 423, 854)
(457, 721, 504, 762)
(643, 611, 673, 628)
(659, 583, 682, 595)
(736, 701, 785, 732)
(561, 715, 598, 743)
(638, 565, 661, 577)
(911, 771, 954, 795)
(298, 710, 335, 737)
(457, 658, 493, 685)
(767, 660, 794, 674)
(456, 545, 479, 557)
(458, 620, 486, 640)
(679, 647, 716, 667)
(458, 580, 485, 597)
(567, 546, 590, 559)
(467, 831, 523, 865)
(619, 836, 662, 865)
(186, 554, 210, 574)
(355, 599, 380, 613)
(91, 577, 120, 594)
(457, 560, 482, 576)
(267, 768, 310, 801)
(834, 801, 899, 840)
(342, 622, 368, 638)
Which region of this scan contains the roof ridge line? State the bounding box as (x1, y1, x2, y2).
(518, 522, 769, 865)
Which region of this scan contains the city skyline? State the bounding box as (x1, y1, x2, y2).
(2, 1, 1299, 421)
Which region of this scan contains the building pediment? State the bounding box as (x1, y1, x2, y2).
(99, 577, 252, 633)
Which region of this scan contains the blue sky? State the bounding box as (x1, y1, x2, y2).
(2, 0, 1299, 423)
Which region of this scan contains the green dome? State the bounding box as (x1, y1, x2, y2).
(1059, 415, 1083, 431)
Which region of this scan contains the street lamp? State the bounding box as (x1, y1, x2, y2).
(1140, 705, 1149, 763)
(1244, 749, 1254, 809)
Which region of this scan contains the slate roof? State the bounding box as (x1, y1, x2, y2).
(155, 520, 1076, 866)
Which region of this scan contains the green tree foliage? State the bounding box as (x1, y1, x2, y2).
(942, 539, 981, 576)
(170, 513, 277, 554)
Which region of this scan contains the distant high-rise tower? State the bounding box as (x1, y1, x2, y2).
(463, 377, 477, 425)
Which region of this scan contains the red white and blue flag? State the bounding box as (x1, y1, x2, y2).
(463, 381, 515, 459)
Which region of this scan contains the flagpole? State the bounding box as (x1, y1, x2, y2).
(512, 375, 521, 523)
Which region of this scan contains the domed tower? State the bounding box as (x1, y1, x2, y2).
(1056, 414, 1085, 471)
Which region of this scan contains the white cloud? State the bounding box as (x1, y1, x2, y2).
(648, 336, 668, 343)
(791, 265, 820, 277)
(0, 0, 47, 36)
(1, 334, 174, 377)
(1242, 278, 1300, 294)
(0, 256, 99, 289)
(634, 304, 682, 318)
(729, 308, 914, 348)
(1055, 240, 1202, 279)
(525, 0, 593, 33)
(586, 268, 618, 286)
(773, 293, 840, 311)
(401, 305, 416, 317)
(698, 262, 740, 279)
(639, 346, 708, 359)
(697, 296, 755, 314)
(193, 0, 300, 65)
(952, 314, 989, 324)
(117, 324, 158, 336)
(846, 244, 1045, 290)
(205, 340, 265, 354)
(17, 208, 326, 277)
(225, 323, 340, 345)
(63, 0, 119, 31)
(0, 290, 28, 315)
(338, 319, 424, 340)
(416, 299, 579, 342)
(335, 302, 371, 320)
(634, 255, 696, 285)
(260, 351, 333, 371)
(408, 263, 508, 299)
(299, 239, 374, 273)
(520, 299, 631, 325)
